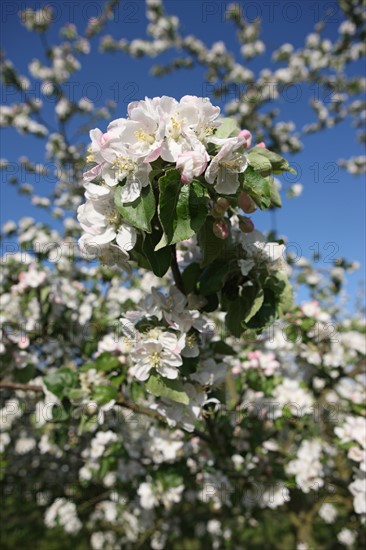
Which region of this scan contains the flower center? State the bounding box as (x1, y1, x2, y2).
(112, 156, 135, 175)
(148, 351, 161, 368)
(220, 152, 245, 173)
(187, 334, 196, 349)
(168, 116, 182, 140)
(134, 130, 155, 144)
(86, 146, 95, 163)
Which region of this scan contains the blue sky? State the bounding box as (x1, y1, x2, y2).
(1, 0, 365, 307)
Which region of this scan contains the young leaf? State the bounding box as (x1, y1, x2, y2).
(142, 231, 171, 277)
(115, 182, 156, 233)
(44, 368, 77, 399)
(214, 117, 241, 139)
(94, 352, 121, 372)
(241, 166, 271, 210)
(250, 147, 297, 175)
(247, 150, 272, 175)
(146, 373, 190, 404)
(92, 385, 118, 405)
(198, 261, 230, 296)
(157, 170, 209, 248)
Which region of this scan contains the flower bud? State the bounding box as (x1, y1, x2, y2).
(239, 217, 254, 233)
(256, 142, 266, 148)
(238, 192, 256, 213)
(211, 197, 230, 218)
(216, 197, 230, 210)
(239, 129, 252, 149)
(212, 219, 229, 240)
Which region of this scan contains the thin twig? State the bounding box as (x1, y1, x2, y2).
(0, 381, 43, 392)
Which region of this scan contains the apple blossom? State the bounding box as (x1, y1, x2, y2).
(176, 150, 209, 183)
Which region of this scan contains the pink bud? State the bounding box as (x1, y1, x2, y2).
(238, 192, 256, 213)
(239, 129, 252, 149)
(239, 217, 254, 233)
(212, 220, 229, 240)
(256, 142, 266, 148)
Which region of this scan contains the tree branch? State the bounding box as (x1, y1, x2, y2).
(0, 380, 210, 442)
(0, 381, 43, 392)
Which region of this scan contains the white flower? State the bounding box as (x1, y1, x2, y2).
(239, 229, 286, 263)
(261, 485, 290, 509)
(111, 97, 165, 162)
(205, 135, 247, 194)
(15, 434, 36, 454)
(272, 378, 314, 418)
(286, 439, 324, 493)
(335, 416, 366, 448)
(176, 150, 209, 183)
(130, 332, 183, 381)
(319, 503, 337, 523)
(77, 183, 136, 260)
(17, 264, 47, 290)
(138, 481, 158, 509)
(349, 476, 366, 514)
(337, 528, 356, 547)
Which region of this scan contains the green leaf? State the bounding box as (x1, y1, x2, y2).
(241, 165, 271, 210)
(273, 272, 293, 314)
(44, 368, 77, 399)
(115, 182, 156, 233)
(247, 150, 272, 175)
(198, 261, 230, 296)
(92, 385, 118, 405)
(244, 289, 264, 323)
(250, 147, 296, 175)
(182, 262, 201, 294)
(225, 296, 247, 337)
(146, 373, 190, 404)
(142, 231, 171, 276)
(198, 218, 234, 267)
(157, 170, 209, 248)
(245, 290, 277, 329)
(267, 177, 282, 207)
(69, 388, 89, 401)
(214, 117, 241, 139)
(94, 352, 121, 372)
(201, 293, 219, 312)
(225, 287, 264, 335)
(211, 341, 236, 355)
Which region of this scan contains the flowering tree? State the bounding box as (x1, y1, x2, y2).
(0, 2, 365, 549)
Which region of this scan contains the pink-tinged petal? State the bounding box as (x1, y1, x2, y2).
(83, 163, 104, 182)
(144, 145, 163, 163)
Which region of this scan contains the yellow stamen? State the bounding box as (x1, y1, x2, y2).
(148, 351, 161, 368)
(134, 130, 155, 144)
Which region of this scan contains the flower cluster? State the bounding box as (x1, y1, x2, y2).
(78, 96, 252, 262)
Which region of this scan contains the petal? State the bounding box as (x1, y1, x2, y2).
(159, 332, 178, 351)
(130, 362, 152, 381)
(157, 364, 179, 379)
(116, 225, 137, 254)
(120, 178, 142, 203)
(215, 169, 239, 194)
